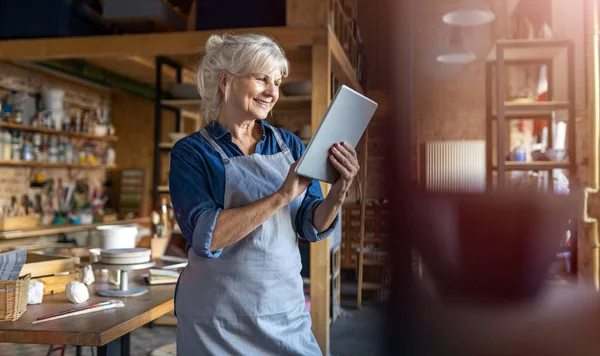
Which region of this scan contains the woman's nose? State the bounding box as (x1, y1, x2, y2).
(264, 81, 277, 95)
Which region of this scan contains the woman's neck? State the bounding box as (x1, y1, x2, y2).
(221, 118, 256, 140)
(217, 114, 261, 155)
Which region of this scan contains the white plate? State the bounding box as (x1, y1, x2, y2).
(100, 255, 151, 265)
(100, 248, 151, 257)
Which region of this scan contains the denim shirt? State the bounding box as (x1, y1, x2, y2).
(169, 120, 338, 258)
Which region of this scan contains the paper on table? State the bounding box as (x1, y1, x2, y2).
(0, 249, 26, 281)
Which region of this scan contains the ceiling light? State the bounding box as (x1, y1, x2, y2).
(436, 52, 477, 64)
(436, 27, 477, 64)
(442, 2, 495, 26)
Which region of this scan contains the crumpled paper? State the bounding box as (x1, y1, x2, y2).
(66, 281, 89, 304)
(27, 282, 44, 304)
(82, 265, 95, 286)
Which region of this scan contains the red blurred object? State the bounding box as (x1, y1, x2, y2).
(533, 91, 549, 136)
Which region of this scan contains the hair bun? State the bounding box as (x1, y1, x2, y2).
(204, 34, 225, 54)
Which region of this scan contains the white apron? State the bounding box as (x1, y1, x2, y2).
(176, 127, 322, 356)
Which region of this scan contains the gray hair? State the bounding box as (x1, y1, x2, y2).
(195, 33, 290, 124)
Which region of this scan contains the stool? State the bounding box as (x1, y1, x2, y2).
(47, 345, 96, 356)
(148, 342, 176, 356)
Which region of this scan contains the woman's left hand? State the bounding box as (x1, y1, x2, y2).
(329, 141, 360, 201)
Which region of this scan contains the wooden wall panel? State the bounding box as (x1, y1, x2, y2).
(111, 91, 176, 215)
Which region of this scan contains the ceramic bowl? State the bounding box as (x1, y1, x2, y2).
(168, 84, 200, 99)
(281, 81, 312, 96)
(168, 132, 187, 143)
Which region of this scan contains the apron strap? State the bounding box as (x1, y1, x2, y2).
(270, 127, 290, 153)
(200, 129, 229, 162)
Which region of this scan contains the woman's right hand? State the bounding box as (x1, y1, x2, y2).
(277, 162, 312, 203)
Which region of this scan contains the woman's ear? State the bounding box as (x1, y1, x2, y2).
(219, 71, 228, 94)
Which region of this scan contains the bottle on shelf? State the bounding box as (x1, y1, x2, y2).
(58, 136, 66, 163)
(2, 95, 12, 123)
(82, 111, 90, 133)
(63, 107, 71, 132)
(39, 134, 48, 162)
(33, 133, 41, 162)
(14, 110, 23, 125)
(2, 130, 12, 160)
(74, 110, 82, 133)
(11, 131, 21, 161)
(48, 135, 58, 163)
(65, 139, 73, 164)
(22, 134, 33, 162)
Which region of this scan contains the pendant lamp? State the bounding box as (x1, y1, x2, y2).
(436, 27, 476, 64)
(442, 0, 495, 27)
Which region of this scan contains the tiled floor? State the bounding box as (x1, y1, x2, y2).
(0, 302, 385, 356)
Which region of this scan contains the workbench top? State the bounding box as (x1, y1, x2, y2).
(0, 270, 174, 346)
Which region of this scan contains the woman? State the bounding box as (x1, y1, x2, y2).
(169, 33, 359, 355)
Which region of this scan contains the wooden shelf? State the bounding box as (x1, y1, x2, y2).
(157, 185, 170, 193)
(487, 39, 571, 63)
(0, 217, 151, 240)
(340, 281, 385, 291)
(0, 27, 325, 61)
(161, 99, 200, 110)
(0, 122, 118, 141)
(491, 113, 555, 121)
(361, 282, 384, 290)
(0, 160, 116, 169)
(159, 142, 174, 150)
(494, 161, 571, 171)
(502, 101, 570, 116)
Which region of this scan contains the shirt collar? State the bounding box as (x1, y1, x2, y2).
(207, 120, 272, 142)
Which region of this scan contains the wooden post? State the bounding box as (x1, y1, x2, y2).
(357, 130, 368, 309)
(496, 43, 506, 187)
(310, 36, 331, 356)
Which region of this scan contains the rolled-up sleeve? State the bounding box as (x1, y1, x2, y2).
(296, 188, 339, 242)
(169, 151, 223, 258)
(282, 130, 339, 241)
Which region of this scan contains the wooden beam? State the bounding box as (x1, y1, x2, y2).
(0, 27, 326, 60)
(286, 0, 329, 27)
(310, 37, 331, 356)
(329, 29, 363, 94)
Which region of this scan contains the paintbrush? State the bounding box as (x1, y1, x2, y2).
(35, 301, 113, 322)
(32, 300, 124, 324)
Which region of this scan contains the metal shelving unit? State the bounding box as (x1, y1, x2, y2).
(152, 56, 183, 209)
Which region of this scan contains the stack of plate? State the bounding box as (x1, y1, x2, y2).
(99, 248, 151, 265)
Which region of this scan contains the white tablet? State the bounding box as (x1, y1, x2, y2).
(295, 85, 378, 184)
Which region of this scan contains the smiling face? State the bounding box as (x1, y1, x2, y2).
(224, 68, 282, 120)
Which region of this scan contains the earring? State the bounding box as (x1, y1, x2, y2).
(269, 110, 273, 118)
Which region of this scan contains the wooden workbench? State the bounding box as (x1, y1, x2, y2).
(0, 270, 174, 356)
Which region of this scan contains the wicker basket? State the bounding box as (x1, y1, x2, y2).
(0, 274, 30, 321)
